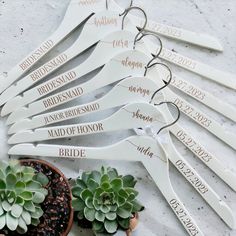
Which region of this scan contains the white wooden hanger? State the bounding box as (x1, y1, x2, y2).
(5, 48, 153, 123)
(1, 7, 232, 108)
(0, 0, 222, 95)
(0, 10, 137, 106)
(8, 134, 205, 236)
(0, 0, 110, 94)
(8, 73, 236, 194)
(108, 0, 222, 51)
(2, 29, 143, 116)
(8, 77, 158, 133)
(8, 102, 167, 144)
(144, 64, 236, 192)
(134, 102, 235, 229)
(7, 80, 235, 228)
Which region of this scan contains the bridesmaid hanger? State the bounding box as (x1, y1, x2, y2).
(5, 25, 156, 123)
(7, 102, 169, 143)
(1, 7, 232, 108)
(8, 67, 236, 194)
(8, 76, 159, 133)
(0, 9, 138, 106)
(0, 0, 110, 94)
(3, 29, 145, 116)
(8, 69, 235, 228)
(8, 134, 204, 236)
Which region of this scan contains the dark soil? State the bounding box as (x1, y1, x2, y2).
(0, 159, 72, 236)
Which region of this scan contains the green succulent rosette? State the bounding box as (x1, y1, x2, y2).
(0, 160, 49, 234)
(72, 167, 144, 234)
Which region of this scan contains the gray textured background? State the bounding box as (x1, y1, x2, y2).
(0, 1, 236, 235)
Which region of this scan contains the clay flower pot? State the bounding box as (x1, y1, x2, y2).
(18, 159, 74, 236)
(126, 213, 139, 236)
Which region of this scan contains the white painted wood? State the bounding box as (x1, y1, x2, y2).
(8, 135, 205, 236)
(0, 0, 107, 94)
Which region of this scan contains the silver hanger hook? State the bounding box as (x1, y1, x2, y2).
(154, 101, 180, 134)
(119, 6, 148, 46)
(137, 32, 163, 68)
(146, 62, 172, 103)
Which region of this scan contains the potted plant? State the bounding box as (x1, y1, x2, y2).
(71, 167, 144, 236)
(0, 159, 73, 235)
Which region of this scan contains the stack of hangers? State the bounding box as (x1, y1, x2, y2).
(0, 1, 235, 235)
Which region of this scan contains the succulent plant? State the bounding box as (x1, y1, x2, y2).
(0, 160, 49, 234)
(72, 167, 144, 235)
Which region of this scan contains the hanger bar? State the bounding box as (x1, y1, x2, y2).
(144, 40, 236, 90)
(109, 0, 223, 51)
(169, 124, 236, 192)
(163, 73, 236, 122)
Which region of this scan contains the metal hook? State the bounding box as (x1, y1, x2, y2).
(106, 0, 108, 10)
(119, 6, 147, 48)
(145, 62, 172, 103)
(154, 101, 180, 134)
(137, 32, 163, 68)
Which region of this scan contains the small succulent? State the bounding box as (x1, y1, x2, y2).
(0, 160, 49, 234)
(72, 167, 144, 235)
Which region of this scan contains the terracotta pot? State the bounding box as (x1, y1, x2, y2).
(126, 213, 139, 236)
(20, 158, 74, 236)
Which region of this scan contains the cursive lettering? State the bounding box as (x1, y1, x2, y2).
(132, 109, 153, 123)
(129, 85, 150, 97)
(94, 16, 117, 27)
(121, 57, 144, 70)
(137, 146, 154, 158)
(112, 39, 129, 48)
(78, 0, 98, 5)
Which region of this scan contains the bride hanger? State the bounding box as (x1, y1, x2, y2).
(8, 63, 236, 195)
(8, 71, 235, 228)
(8, 134, 204, 236)
(0, 0, 111, 94)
